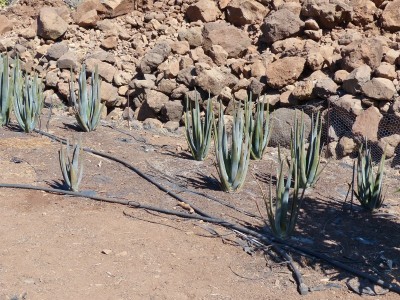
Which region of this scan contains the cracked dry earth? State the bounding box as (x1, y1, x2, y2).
(0, 108, 399, 300)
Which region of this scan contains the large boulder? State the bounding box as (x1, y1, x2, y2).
(341, 38, 383, 71)
(265, 57, 306, 89)
(140, 41, 171, 74)
(352, 106, 383, 141)
(361, 78, 397, 101)
(269, 108, 312, 147)
(137, 90, 170, 121)
(202, 21, 252, 58)
(301, 0, 353, 29)
(261, 9, 304, 44)
(37, 7, 68, 40)
(186, 0, 220, 23)
(73, 0, 100, 27)
(350, 0, 377, 26)
(381, 0, 400, 32)
(226, 0, 269, 26)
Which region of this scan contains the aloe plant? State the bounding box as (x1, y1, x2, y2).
(354, 144, 385, 211)
(59, 139, 83, 192)
(0, 54, 13, 126)
(214, 100, 252, 192)
(250, 96, 271, 160)
(290, 112, 324, 188)
(264, 158, 304, 239)
(13, 59, 44, 133)
(184, 93, 214, 161)
(70, 64, 104, 132)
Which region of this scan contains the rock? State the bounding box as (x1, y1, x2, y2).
(341, 38, 383, 71)
(226, 0, 269, 26)
(0, 16, 13, 35)
(313, 78, 338, 99)
(186, 0, 220, 23)
(178, 27, 203, 48)
(57, 51, 78, 70)
(47, 42, 69, 60)
(207, 45, 228, 66)
(37, 7, 68, 40)
(85, 58, 117, 83)
(157, 79, 178, 94)
(143, 118, 164, 130)
(350, 0, 377, 26)
(146, 90, 170, 115)
(265, 57, 306, 89)
(384, 49, 399, 65)
(46, 71, 58, 88)
(361, 78, 396, 101)
(342, 65, 372, 95)
(74, 3, 99, 28)
(130, 78, 156, 90)
(378, 134, 400, 158)
(333, 70, 349, 84)
(338, 136, 357, 156)
(171, 40, 190, 55)
(269, 108, 311, 147)
(301, 0, 353, 29)
(261, 9, 304, 44)
(202, 21, 252, 58)
(249, 60, 267, 78)
(352, 106, 383, 141)
(113, 70, 131, 86)
(333, 94, 363, 116)
(102, 0, 136, 17)
(123, 107, 134, 120)
(279, 90, 298, 107)
(87, 49, 116, 64)
(292, 80, 315, 101)
(164, 121, 180, 132)
(304, 18, 320, 30)
(249, 78, 265, 96)
(381, 0, 400, 32)
(140, 41, 171, 74)
(101, 35, 118, 50)
(374, 63, 397, 80)
(304, 29, 323, 41)
(161, 100, 184, 122)
(195, 67, 234, 96)
(101, 81, 119, 105)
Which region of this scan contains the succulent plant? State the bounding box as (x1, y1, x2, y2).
(70, 64, 104, 132)
(264, 158, 304, 239)
(184, 92, 214, 161)
(214, 99, 252, 192)
(250, 96, 271, 160)
(289, 112, 324, 189)
(354, 143, 385, 211)
(0, 54, 13, 126)
(13, 59, 44, 133)
(59, 139, 83, 192)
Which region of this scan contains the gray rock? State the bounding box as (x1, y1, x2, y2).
(314, 78, 338, 99)
(342, 64, 372, 95)
(57, 51, 78, 70)
(101, 81, 119, 106)
(178, 27, 203, 48)
(140, 41, 171, 74)
(161, 100, 184, 122)
(261, 9, 304, 44)
(47, 43, 69, 60)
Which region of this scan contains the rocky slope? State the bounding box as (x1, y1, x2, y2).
(0, 0, 399, 160)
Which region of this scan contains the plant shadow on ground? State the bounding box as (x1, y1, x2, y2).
(291, 193, 399, 287)
(176, 172, 221, 191)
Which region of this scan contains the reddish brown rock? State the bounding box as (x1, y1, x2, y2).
(352, 106, 383, 141)
(265, 57, 306, 89)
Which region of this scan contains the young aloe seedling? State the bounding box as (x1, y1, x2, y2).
(59, 139, 83, 192)
(264, 158, 305, 239)
(70, 64, 104, 132)
(290, 112, 324, 188)
(13, 58, 44, 133)
(214, 99, 252, 192)
(184, 92, 214, 161)
(0, 54, 13, 126)
(354, 143, 385, 211)
(250, 96, 272, 160)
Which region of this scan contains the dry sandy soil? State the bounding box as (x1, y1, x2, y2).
(0, 107, 399, 300)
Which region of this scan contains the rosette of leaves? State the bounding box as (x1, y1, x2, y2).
(59, 139, 83, 192)
(264, 158, 304, 239)
(354, 143, 385, 211)
(290, 112, 324, 189)
(250, 96, 271, 160)
(214, 100, 252, 192)
(184, 93, 214, 161)
(0, 54, 13, 126)
(70, 64, 104, 132)
(13, 60, 44, 133)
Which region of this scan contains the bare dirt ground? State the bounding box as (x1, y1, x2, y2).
(0, 107, 399, 300)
